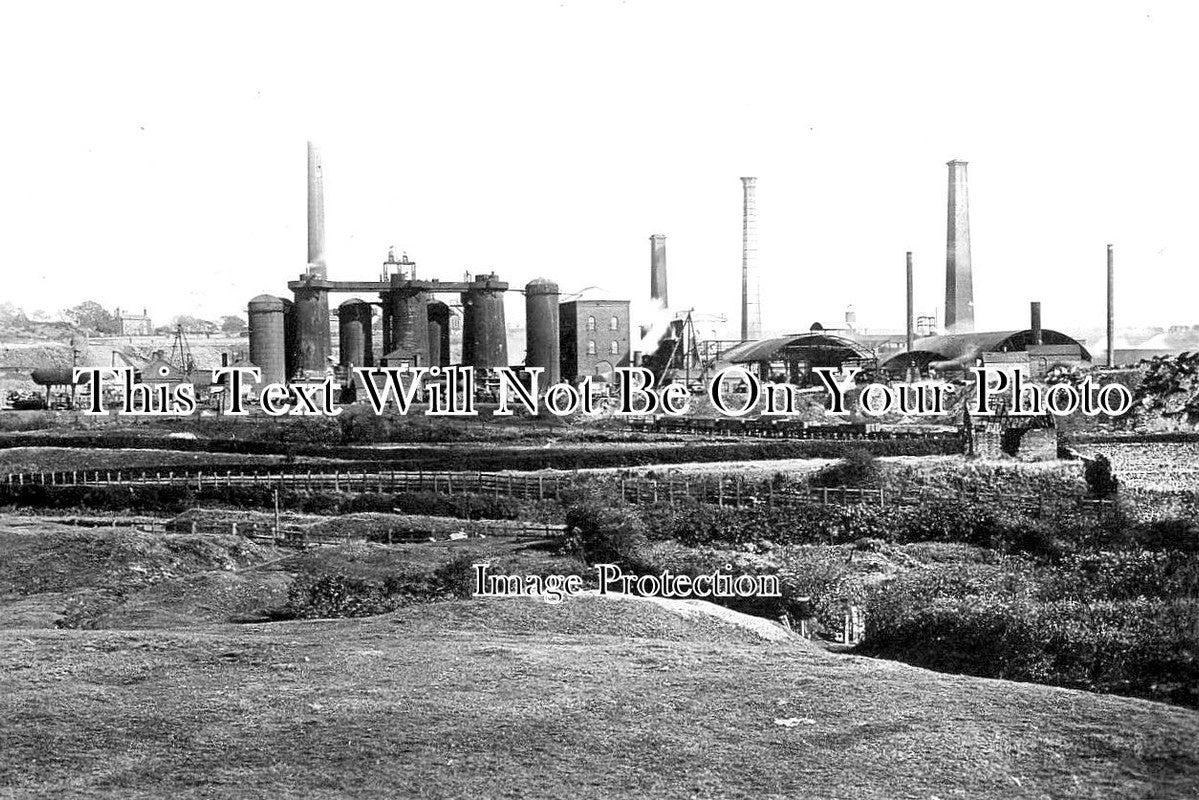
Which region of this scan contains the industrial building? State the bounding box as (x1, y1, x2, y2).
(716, 331, 874, 385)
(242, 146, 1116, 404)
(559, 299, 631, 383)
(879, 329, 1091, 378)
(246, 143, 628, 391)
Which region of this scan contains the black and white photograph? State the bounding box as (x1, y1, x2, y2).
(2, 2, 1198, 798)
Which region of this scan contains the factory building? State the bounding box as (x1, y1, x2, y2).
(559, 299, 631, 383)
(879, 329, 1091, 378)
(717, 331, 875, 385)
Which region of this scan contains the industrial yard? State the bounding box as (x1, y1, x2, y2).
(2, 144, 1198, 794)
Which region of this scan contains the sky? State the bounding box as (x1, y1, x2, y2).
(2, 1, 1197, 340)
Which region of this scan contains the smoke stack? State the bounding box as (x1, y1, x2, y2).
(649, 234, 668, 310)
(1107, 244, 1115, 367)
(740, 177, 761, 340)
(1030, 301, 1042, 345)
(906, 252, 914, 353)
(945, 160, 974, 333)
(307, 141, 326, 278)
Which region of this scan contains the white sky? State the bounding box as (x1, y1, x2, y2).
(3, 1, 1197, 338)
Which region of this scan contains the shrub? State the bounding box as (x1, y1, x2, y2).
(1084, 454, 1119, 497)
(287, 573, 400, 619)
(564, 500, 649, 567)
(431, 555, 478, 599)
(1132, 517, 1199, 552)
(859, 555, 1199, 707)
(809, 449, 879, 488)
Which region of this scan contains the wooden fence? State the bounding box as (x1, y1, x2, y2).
(615, 475, 1118, 519)
(617, 476, 886, 508)
(3, 465, 1120, 520)
(2, 467, 568, 501)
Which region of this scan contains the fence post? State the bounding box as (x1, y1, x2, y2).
(718, 478, 724, 508)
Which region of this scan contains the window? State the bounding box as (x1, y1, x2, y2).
(609, 340, 619, 355)
(609, 316, 619, 331)
(586, 340, 596, 355)
(586, 316, 596, 332)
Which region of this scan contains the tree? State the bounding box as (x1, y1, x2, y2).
(220, 315, 248, 335)
(64, 301, 119, 334)
(172, 315, 218, 334)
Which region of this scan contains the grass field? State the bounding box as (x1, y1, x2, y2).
(2, 597, 1197, 799)
(0, 447, 291, 474)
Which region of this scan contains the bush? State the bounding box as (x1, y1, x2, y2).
(564, 500, 649, 567)
(1132, 517, 1199, 552)
(287, 557, 480, 619)
(859, 555, 1199, 707)
(430, 555, 478, 599)
(1084, 454, 1119, 497)
(287, 573, 401, 619)
(809, 449, 879, 488)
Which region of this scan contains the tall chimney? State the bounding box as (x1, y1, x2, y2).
(740, 177, 761, 341)
(945, 160, 974, 333)
(649, 234, 668, 310)
(1106, 244, 1115, 367)
(906, 251, 914, 353)
(1030, 301, 1042, 345)
(307, 141, 326, 278)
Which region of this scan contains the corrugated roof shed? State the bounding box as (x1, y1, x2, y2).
(880, 329, 1091, 371)
(722, 332, 875, 364)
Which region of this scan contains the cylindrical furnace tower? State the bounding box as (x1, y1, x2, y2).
(282, 298, 297, 381)
(524, 278, 560, 385)
(293, 285, 331, 373)
(248, 294, 288, 386)
(461, 273, 509, 369)
(387, 278, 431, 366)
(427, 301, 451, 368)
(380, 298, 393, 357)
(338, 299, 374, 369)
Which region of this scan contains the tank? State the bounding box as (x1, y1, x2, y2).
(387, 288, 431, 366)
(293, 286, 331, 373)
(248, 294, 288, 386)
(462, 278, 509, 369)
(31, 367, 89, 386)
(427, 301, 451, 367)
(524, 278, 560, 384)
(338, 299, 374, 369)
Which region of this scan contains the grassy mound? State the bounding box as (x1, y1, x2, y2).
(1, 596, 1196, 798)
